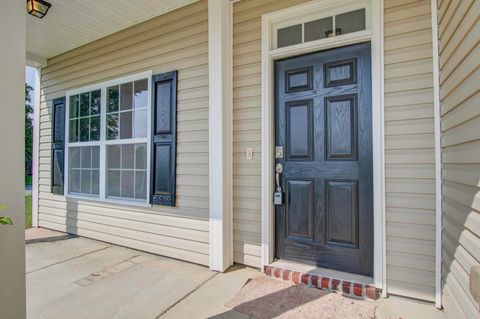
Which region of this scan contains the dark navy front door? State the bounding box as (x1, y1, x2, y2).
(274, 42, 373, 276)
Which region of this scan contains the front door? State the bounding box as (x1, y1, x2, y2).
(274, 43, 373, 276)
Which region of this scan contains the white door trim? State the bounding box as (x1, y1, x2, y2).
(260, 0, 385, 289)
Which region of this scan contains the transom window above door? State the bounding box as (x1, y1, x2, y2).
(271, 1, 371, 50)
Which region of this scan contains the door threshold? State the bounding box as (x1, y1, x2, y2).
(265, 259, 378, 300)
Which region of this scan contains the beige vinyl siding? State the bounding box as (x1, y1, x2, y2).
(384, 0, 436, 301)
(438, 0, 480, 318)
(232, 0, 309, 268)
(37, 0, 210, 266)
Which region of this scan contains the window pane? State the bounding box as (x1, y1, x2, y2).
(134, 79, 148, 109)
(335, 9, 366, 35)
(69, 169, 81, 193)
(90, 116, 100, 141)
(90, 90, 101, 115)
(278, 24, 302, 48)
(120, 82, 133, 111)
(121, 171, 134, 198)
(107, 114, 119, 140)
(107, 170, 121, 197)
(120, 111, 133, 139)
(79, 118, 90, 142)
(305, 17, 333, 42)
(106, 143, 147, 201)
(80, 92, 90, 117)
(69, 146, 99, 196)
(70, 147, 81, 169)
(135, 171, 147, 199)
(69, 119, 78, 142)
(80, 170, 91, 194)
(134, 109, 147, 138)
(122, 144, 134, 169)
(69, 95, 79, 118)
(92, 170, 99, 195)
(107, 86, 119, 113)
(92, 146, 100, 169)
(135, 144, 147, 169)
(107, 145, 121, 169)
(80, 146, 91, 169)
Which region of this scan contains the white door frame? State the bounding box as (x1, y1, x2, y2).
(260, 0, 385, 289)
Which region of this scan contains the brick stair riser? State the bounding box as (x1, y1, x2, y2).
(264, 266, 378, 300)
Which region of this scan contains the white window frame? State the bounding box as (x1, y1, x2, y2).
(64, 70, 153, 207)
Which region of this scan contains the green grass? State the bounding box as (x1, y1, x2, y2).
(25, 195, 32, 229)
(25, 175, 32, 185)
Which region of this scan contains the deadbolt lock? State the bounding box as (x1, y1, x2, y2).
(275, 146, 284, 159)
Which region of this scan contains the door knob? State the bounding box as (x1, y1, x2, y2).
(275, 163, 283, 190)
(274, 163, 283, 205)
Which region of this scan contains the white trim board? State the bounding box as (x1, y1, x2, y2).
(260, 0, 385, 289)
(31, 67, 41, 228)
(208, 0, 234, 272)
(430, 0, 442, 309)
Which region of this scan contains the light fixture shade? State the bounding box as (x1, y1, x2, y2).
(27, 0, 51, 19)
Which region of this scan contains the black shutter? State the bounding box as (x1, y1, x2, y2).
(151, 71, 177, 206)
(51, 97, 66, 195)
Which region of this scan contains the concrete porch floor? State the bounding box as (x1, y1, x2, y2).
(26, 228, 445, 319)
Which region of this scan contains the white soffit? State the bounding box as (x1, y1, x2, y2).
(26, 0, 199, 62)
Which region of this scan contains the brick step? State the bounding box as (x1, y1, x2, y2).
(264, 265, 379, 300)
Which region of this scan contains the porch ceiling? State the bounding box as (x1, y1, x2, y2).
(26, 0, 199, 65)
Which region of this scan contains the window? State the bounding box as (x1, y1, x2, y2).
(66, 71, 151, 204)
(275, 4, 369, 49)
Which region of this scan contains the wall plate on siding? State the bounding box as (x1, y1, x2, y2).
(470, 265, 480, 303)
(246, 147, 253, 160)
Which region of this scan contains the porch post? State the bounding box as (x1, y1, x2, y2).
(0, 0, 27, 318)
(208, 0, 233, 271)
(31, 67, 41, 228)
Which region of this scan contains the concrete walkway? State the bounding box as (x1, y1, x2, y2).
(26, 228, 254, 319)
(25, 228, 445, 319)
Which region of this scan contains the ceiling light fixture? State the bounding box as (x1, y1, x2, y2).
(27, 0, 52, 19)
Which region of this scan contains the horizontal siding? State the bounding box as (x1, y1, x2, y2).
(232, 0, 309, 268)
(438, 0, 480, 318)
(384, 0, 436, 302)
(37, 0, 210, 266)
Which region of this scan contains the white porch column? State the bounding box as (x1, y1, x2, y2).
(31, 67, 41, 228)
(208, 0, 233, 271)
(0, 0, 27, 318)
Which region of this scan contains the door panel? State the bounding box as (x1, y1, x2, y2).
(324, 58, 357, 87)
(286, 67, 313, 93)
(275, 42, 373, 276)
(325, 95, 357, 160)
(286, 100, 313, 160)
(325, 180, 358, 247)
(286, 179, 314, 240)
